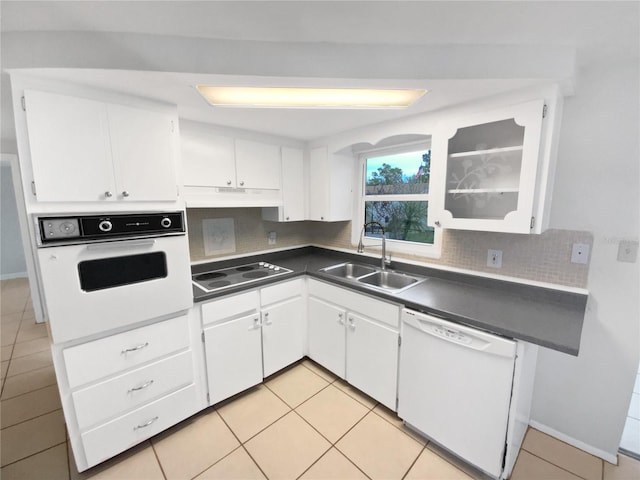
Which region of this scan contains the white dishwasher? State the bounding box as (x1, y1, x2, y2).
(398, 308, 517, 479)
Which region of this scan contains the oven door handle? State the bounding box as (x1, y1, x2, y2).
(85, 239, 156, 251)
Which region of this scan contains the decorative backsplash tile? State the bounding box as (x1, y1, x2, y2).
(187, 208, 591, 288)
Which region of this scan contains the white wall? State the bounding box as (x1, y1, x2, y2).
(531, 59, 640, 461)
(1, 162, 27, 278)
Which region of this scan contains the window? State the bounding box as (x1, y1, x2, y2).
(356, 142, 441, 257)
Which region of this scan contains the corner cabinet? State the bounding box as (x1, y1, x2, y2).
(429, 97, 561, 234)
(307, 279, 400, 410)
(23, 89, 179, 203)
(308, 146, 353, 221)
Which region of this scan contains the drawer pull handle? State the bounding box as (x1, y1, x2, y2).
(133, 416, 159, 431)
(127, 380, 154, 394)
(121, 342, 149, 354)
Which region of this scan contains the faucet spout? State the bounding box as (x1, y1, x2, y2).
(358, 221, 387, 270)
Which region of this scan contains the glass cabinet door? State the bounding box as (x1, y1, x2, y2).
(430, 99, 545, 233)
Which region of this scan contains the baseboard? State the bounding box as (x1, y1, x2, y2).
(529, 420, 619, 464)
(0, 271, 28, 281)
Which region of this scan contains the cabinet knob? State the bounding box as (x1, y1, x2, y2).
(239, 181, 245, 186)
(320, 216, 324, 220)
(226, 180, 232, 186)
(122, 191, 130, 198)
(338, 313, 344, 325)
(348, 317, 356, 330)
(434, 220, 441, 227)
(286, 216, 290, 221)
(104, 191, 113, 198)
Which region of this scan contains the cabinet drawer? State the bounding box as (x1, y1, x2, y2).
(82, 384, 197, 468)
(201, 290, 259, 325)
(308, 279, 400, 328)
(73, 350, 194, 430)
(64, 315, 190, 389)
(261, 278, 303, 305)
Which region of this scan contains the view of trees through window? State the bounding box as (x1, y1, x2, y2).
(364, 148, 435, 245)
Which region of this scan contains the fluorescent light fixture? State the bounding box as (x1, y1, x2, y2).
(196, 86, 426, 109)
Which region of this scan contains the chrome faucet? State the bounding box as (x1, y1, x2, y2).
(357, 221, 388, 270)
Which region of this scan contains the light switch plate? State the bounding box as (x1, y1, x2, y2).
(617, 240, 638, 263)
(571, 243, 590, 264)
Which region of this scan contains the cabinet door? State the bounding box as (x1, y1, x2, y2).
(308, 146, 329, 220)
(429, 100, 545, 233)
(108, 105, 178, 201)
(181, 130, 236, 188)
(24, 90, 115, 202)
(307, 296, 346, 378)
(204, 313, 263, 405)
(281, 147, 305, 221)
(262, 296, 304, 377)
(346, 313, 398, 410)
(235, 139, 281, 189)
(308, 146, 352, 221)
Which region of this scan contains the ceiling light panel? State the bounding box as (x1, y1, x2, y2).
(196, 86, 426, 108)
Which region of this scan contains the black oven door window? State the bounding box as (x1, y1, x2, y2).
(78, 252, 168, 292)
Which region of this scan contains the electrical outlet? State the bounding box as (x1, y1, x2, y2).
(571, 243, 590, 264)
(487, 249, 503, 268)
(268, 231, 277, 245)
(617, 240, 638, 263)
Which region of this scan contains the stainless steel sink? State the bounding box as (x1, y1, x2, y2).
(357, 270, 425, 292)
(320, 262, 377, 280)
(320, 262, 426, 293)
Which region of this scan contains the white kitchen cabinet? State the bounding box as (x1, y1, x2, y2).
(262, 296, 305, 377)
(181, 130, 237, 188)
(345, 312, 399, 410)
(307, 296, 347, 378)
(24, 89, 178, 203)
(200, 280, 304, 404)
(262, 146, 305, 222)
(235, 139, 281, 190)
(307, 279, 400, 409)
(308, 146, 353, 221)
(204, 313, 263, 404)
(57, 314, 200, 472)
(429, 99, 551, 234)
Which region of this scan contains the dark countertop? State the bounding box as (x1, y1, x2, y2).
(192, 246, 587, 356)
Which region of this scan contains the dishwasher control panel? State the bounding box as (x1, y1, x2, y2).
(432, 326, 473, 345)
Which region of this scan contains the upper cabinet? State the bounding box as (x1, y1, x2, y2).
(308, 146, 353, 222)
(262, 147, 305, 222)
(180, 123, 284, 207)
(24, 90, 178, 203)
(429, 97, 560, 234)
(234, 139, 281, 190)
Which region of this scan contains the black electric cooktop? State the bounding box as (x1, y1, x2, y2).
(192, 262, 293, 293)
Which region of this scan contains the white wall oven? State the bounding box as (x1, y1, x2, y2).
(35, 212, 193, 344)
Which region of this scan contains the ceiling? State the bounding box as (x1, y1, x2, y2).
(1, 1, 638, 142)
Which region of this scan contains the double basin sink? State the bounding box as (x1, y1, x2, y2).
(319, 262, 427, 293)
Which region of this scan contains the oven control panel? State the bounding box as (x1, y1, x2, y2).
(36, 212, 185, 246)
(40, 218, 81, 240)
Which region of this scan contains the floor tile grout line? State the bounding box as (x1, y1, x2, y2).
(519, 449, 591, 480)
(238, 444, 270, 480)
(1, 379, 59, 402)
(401, 444, 427, 480)
(0, 406, 63, 431)
(0, 439, 67, 470)
(149, 441, 169, 480)
(293, 443, 334, 480)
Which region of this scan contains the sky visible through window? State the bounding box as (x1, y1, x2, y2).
(366, 150, 425, 183)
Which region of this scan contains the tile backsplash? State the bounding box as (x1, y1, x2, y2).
(187, 208, 591, 288)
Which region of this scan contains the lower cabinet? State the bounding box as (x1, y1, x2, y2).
(201, 279, 305, 405)
(57, 314, 201, 471)
(307, 279, 401, 410)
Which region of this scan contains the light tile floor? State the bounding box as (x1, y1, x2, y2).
(2, 278, 640, 479)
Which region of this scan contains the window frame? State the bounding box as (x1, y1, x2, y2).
(352, 140, 442, 259)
